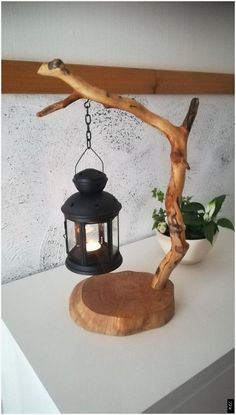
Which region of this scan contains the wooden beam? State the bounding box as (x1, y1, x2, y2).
(2, 59, 234, 95)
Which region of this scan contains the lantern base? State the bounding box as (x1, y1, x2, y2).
(69, 271, 174, 336)
(65, 251, 123, 275)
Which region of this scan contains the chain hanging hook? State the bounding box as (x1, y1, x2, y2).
(74, 100, 104, 175)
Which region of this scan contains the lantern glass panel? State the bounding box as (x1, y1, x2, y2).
(112, 216, 119, 255)
(85, 223, 101, 252)
(66, 219, 76, 252)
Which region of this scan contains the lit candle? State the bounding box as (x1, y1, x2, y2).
(86, 240, 101, 252)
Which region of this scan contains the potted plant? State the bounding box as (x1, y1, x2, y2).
(152, 189, 234, 264)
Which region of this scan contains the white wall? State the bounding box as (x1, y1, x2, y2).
(2, 1, 234, 72)
(2, 2, 234, 283)
(2, 94, 234, 283)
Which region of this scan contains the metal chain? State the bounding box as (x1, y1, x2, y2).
(74, 99, 105, 174)
(84, 100, 92, 149)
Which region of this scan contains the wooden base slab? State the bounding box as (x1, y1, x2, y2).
(69, 271, 175, 336)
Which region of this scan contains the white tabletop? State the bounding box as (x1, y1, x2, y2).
(2, 229, 234, 413)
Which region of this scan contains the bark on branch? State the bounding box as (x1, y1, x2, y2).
(37, 58, 199, 290)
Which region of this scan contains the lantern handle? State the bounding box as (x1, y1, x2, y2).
(74, 147, 104, 175)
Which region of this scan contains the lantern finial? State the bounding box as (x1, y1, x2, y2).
(73, 168, 107, 193)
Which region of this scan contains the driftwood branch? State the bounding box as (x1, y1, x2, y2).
(37, 59, 177, 140)
(37, 58, 199, 290)
(37, 91, 81, 117)
(151, 98, 199, 289)
(182, 97, 199, 132)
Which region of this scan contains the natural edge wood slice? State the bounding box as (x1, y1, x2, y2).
(69, 271, 174, 336)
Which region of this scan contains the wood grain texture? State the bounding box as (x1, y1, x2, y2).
(2, 60, 234, 94)
(69, 271, 174, 336)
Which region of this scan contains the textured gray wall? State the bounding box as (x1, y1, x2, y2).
(2, 94, 234, 283)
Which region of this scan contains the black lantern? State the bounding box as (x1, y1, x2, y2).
(61, 99, 122, 275)
(61, 168, 122, 275)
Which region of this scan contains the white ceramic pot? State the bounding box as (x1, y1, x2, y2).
(156, 230, 218, 265)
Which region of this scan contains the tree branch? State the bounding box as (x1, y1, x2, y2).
(37, 58, 178, 141)
(36, 91, 81, 117)
(182, 97, 199, 132)
(36, 58, 199, 290)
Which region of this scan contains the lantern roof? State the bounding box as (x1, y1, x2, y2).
(61, 169, 121, 222)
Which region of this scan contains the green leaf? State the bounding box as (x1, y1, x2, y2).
(182, 212, 205, 226)
(151, 188, 157, 198)
(185, 225, 205, 239)
(181, 195, 192, 205)
(181, 202, 205, 213)
(152, 206, 166, 229)
(151, 188, 164, 202)
(157, 190, 164, 202)
(152, 207, 165, 218)
(203, 221, 218, 244)
(217, 218, 234, 231)
(209, 195, 226, 218)
(159, 207, 165, 215)
(204, 200, 216, 220)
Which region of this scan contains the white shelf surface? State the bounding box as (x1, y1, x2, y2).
(2, 229, 234, 413)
